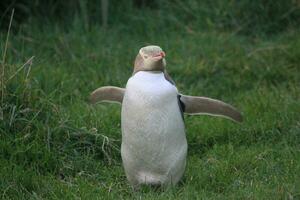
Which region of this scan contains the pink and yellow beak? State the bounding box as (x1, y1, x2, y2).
(152, 51, 166, 60)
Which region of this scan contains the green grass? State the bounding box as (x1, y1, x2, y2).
(1, 19, 300, 199)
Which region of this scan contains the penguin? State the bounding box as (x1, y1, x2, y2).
(90, 45, 243, 188)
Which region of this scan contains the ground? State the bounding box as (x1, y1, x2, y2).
(1, 23, 300, 199)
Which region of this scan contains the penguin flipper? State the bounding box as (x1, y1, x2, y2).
(179, 95, 243, 123)
(90, 86, 125, 104)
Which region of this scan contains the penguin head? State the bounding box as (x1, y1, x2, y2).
(134, 45, 166, 73)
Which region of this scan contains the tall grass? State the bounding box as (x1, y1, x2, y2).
(1, 0, 300, 34)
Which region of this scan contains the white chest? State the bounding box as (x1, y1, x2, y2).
(120, 71, 187, 186)
(121, 72, 184, 144)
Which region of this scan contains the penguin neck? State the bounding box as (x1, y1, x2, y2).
(133, 71, 165, 82)
(143, 70, 162, 74)
(133, 70, 175, 86)
(135, 70, 164, 76)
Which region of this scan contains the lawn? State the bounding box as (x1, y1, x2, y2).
(1, 6, 300, 199)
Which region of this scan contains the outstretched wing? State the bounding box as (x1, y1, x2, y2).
(179, 94, 243, 123)
(90, 86, 125, 104)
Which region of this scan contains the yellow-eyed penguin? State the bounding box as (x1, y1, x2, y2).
(90, 45, 243, 188)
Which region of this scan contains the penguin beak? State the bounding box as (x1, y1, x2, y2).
(152, 51, 166, 60)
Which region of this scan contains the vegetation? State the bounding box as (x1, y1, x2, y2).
(1, 1, 300, 199)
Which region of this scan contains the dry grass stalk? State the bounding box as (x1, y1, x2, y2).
(1, 8, 14, 106)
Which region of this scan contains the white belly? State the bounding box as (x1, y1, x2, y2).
(121, 71, 187, 186)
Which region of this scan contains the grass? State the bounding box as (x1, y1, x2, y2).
(1, 14, 300, 199)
